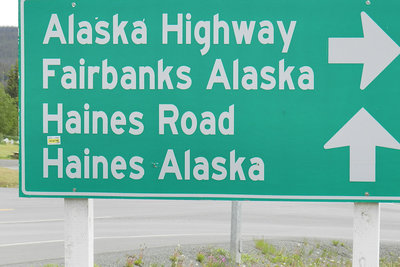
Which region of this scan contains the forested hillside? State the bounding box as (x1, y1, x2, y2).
(0, 27, 18, 86)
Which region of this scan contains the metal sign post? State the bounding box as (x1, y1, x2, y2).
(230, 201, 242, 265)
(64, 199, 94, 267)
(352, 202, 380, 267)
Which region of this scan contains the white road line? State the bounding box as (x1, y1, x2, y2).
(0, 219, 63, 224)
(0, 240, 63, 248)
(0, 216, 113, 224)
(0, 233, 229, 248)
(96, 233, 229, 240)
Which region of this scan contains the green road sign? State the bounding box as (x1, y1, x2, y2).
(20, 0, 400, 201)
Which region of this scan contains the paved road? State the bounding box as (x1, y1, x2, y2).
(0, 159, 18, 170)
(0, 188, 400, 265)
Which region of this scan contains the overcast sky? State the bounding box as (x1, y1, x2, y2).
(0, 0, 18, 27)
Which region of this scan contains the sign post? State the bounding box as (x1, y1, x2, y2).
(64, 199, 94, 267)
(352, 203, 380, 267)
(230, 201, 242, 265)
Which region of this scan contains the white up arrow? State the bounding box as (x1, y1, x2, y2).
(329, 12, 400, 90)
(324, 108, 400, 182)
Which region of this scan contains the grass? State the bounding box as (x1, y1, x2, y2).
(0, 143, 18, 159)
(254, 239, 352, 266)
(0, 167, 18, 187)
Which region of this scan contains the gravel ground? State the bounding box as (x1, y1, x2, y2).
(7, 238, 400, 267)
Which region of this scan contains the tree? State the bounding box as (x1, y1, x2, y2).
(5, 60, 18, 100)
(0, 84, 18, 137)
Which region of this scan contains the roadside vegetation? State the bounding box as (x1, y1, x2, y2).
(251, 239, 351, 266)
(121, 240, 400, 267)
(0, 143, 18, 159)
(0, 143, 19, 188)
(37, 239, 400, 266)
(0, 167, 18, 187)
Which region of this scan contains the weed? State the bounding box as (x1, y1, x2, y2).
(241, 253, 259, 265)
(254, 239, 278, 256)
(170, 245, 184, 267)
(194, 247, 232, 267)
(380, 256, 400, 267)
(196, 252, 205, 263)
(125, 246, 145, 267)
(332, 240, 340, 246)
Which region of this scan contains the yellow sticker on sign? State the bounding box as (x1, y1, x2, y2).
(47, 136, 61, 145)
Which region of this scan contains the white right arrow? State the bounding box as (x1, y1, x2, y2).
(329, 12, 400, 90)
(324, 108, 400, 182)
